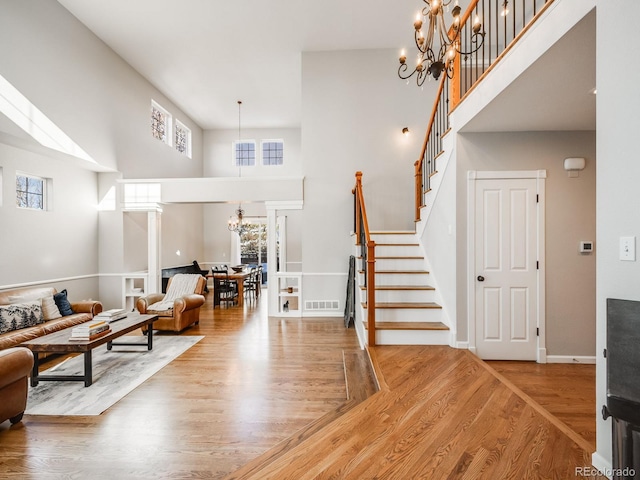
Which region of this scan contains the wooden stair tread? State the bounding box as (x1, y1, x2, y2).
(374, 243, 420, 247)
(375, 256, 424, 260)
(362, 321, 449, 331)
(374, 270, 429, 274)
(362, 302, 442, 309)
(360, 285, 435, 291)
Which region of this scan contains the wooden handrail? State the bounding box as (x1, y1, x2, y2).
(415, 0, 555, 222)
(353, 171, 376, 346)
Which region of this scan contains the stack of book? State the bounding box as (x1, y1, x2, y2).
(94, 308, 128, 323)
(70, 320, 111, 341)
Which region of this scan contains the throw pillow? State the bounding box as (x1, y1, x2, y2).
(41, 295, 63, 321)
(0, 301, 44, 334)
(53, 289, 74, 316)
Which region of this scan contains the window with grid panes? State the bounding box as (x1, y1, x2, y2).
(234, 140, 256, 167)
(151, 101, 172, 145)
(262, 140, 284, 166)
(16, 174, 45, 210)
(175, 120, 192, 157)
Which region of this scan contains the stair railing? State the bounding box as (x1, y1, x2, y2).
(353, 171, 376, 346)
(415, 0, 555, 222)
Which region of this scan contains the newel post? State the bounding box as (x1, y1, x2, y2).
(367, 240, 376, 347)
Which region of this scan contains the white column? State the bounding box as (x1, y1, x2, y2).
(266, 206, 278, 316)
(147, 209, 161, 294)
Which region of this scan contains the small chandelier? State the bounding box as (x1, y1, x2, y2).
(228, 100, 247, 235)
(398, 0, 485, 85)
(228, 206, 247, 235)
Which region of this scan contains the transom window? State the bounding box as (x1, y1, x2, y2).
(16, 173, 45, 210)
(151, 100, 172, 146)
(233, 140, 256, 167)
(262, 140, 284, 166)
(175, 120, 192, 158)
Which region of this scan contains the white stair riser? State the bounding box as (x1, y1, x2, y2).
(358, 272, 431, 286)
(375, 329, 450, 346)
(375, 258, 425, 271)
(370, 233, 416, 244)
(375, 245, 422, 257)
(375, 273, 430, 285)
(372, 289, 436, 303)
(372, 308, 442, 322)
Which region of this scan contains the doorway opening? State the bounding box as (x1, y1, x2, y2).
(240, 217, 268, 286)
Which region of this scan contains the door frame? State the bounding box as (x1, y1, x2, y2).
(467, 170, 547, 363)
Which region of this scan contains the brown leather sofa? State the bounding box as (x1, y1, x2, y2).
(0, 287, 103, 351)
(0, 347, 34, 425)
(136, 276, 206, 332)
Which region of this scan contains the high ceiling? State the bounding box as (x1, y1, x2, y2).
(57, 0, 428, 130)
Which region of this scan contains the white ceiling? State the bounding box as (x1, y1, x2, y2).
(9, 2, 594, 135)
(56, 0, 429, 130)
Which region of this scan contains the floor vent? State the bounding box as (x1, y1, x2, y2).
(305, 300, 340, 311)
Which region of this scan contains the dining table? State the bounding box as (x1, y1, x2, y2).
(208, 270, 252, 306)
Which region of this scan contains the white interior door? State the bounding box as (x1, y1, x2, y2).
(474, 177, 539, 360)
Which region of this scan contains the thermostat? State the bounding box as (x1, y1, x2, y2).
(580, 241, 594, 253)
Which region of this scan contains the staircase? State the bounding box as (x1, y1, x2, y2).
(356, 231, 449, 345)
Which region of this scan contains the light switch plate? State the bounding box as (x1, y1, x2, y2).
(620, 236, 636, 261)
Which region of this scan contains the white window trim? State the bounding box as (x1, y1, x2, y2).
(16, 172, 47, 211)
(232, 139, 257, 167)
(151, 100, 173, 147)
(261, 139, 284, 166)
(175, 119, 192, 158)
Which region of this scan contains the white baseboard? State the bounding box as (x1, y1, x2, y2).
(546, 355, 596, 364)
(591, 451, 613, 479)
(455, 341, 469, 349)
(301, 311, 343, 318)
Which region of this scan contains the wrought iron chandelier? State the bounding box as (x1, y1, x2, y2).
(228, 205, 246, 235)
(228, 100, 247, 235)
(398, 0, 485, 85)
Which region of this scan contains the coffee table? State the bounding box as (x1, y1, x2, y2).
(21, 313, 159, 387)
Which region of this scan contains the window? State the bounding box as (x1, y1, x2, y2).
(175, 120, 192, 158)
(262, 140, 284, 166)
(123, 183, 161, 210)
(233, 140, 256, 167)
(16, 173, 45, 210)
(151, 101, 172, 146)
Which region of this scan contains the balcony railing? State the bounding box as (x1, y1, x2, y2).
(415, 0, 555, 221)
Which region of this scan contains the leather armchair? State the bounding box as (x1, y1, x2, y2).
(136, 276, 206, 333)
(0, 347, 34, 425)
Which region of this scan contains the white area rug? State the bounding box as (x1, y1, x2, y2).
(26, 335, 203, 416)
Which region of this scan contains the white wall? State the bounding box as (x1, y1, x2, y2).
(204, 128, 301, 178)
(455, 131, 596, 357)
(0, 143, 98, 287)
(594, 0, 640, 468)
(300, 48, 436, 308)
(0, 1, 205, 302)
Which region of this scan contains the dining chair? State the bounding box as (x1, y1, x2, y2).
(212, 266, 238, 307)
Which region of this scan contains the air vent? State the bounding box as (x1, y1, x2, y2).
(305, 300, 340, 311)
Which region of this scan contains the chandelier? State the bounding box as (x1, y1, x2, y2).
(228, 206, 246, 235)
(398, 0, 485, 85)
(228, 100, 247, 235)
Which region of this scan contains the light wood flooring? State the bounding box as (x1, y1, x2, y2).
(0, 291, 603, 479)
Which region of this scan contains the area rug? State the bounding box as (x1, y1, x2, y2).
(25, 335, 204, 416)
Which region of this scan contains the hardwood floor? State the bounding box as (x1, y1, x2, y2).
(487, 360, 597, 449)
(0, 292, 604, 479)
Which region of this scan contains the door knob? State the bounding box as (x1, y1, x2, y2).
(477, 275, 485, 282)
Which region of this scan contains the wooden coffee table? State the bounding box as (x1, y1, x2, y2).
(21, 313, 159, 387)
